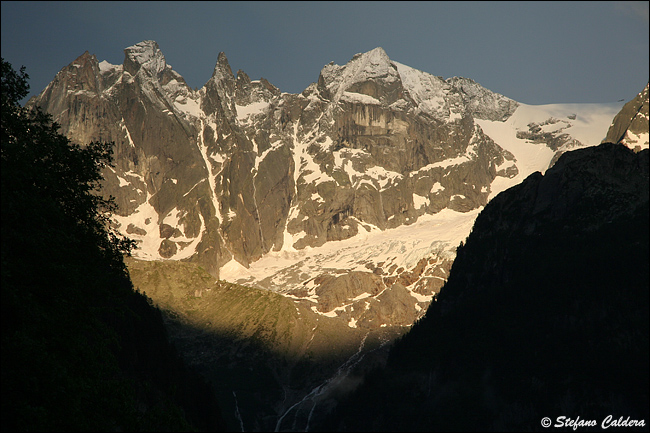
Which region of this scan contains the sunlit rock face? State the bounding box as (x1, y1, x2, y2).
(27, 41, 622, 329)
(604, 82, 649, 152)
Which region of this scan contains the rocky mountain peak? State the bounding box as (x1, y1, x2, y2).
(236, 69, 251, 85)
(23, 49, 104, 124)
(211, 52, 235, 81)
(123, 40, 167, 78)
(200, 52, 239, 118)
(319, 46, 400, 102)
(447, 76, 518, 121)
(356, 46, 391, 66)
(315, 47, 517, 124)
(62, 50, 102, 91)
(604, 82, 649, 152)
(72, 50, 97, 67)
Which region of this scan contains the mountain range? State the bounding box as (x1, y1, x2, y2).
(24, 40, 649, 431)
(26, 41, 645, 330)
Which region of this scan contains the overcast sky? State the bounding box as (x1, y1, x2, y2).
(2, 1, 648, 105)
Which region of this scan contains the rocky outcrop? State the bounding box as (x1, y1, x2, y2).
(604, 82, 649, 152)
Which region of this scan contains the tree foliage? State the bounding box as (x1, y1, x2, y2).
(1, 58, 135, 271)
(1, 59, 224, 432)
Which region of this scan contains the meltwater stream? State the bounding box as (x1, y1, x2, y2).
(273, 331, 394, 432)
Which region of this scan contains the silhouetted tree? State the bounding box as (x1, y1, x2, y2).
(1, 59, 224, 432)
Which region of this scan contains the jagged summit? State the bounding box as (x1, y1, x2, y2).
(350, 46, 394, 75)
(319, 46, 400, 102)
(211, 51, 234, 80)
(123, 40, 167, 77)
(66, 50, 102, 82)
(604, 82, 649, 151)
(355, 46, 389, 59)
(72, 50, 96, 64)
(314, 46, 519, 124)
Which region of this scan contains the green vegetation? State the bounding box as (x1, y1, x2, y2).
(125, 257, 400, 431)
(125, 258, 376, 363)
(126, 259, 307, 353)
(1, 59, 224, 431)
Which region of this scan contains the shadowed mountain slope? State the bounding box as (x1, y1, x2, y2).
(319, 142, 649, 431)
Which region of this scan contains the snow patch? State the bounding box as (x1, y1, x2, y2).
(236, 100, 270, 122)
(475, 101, 624, 200)
(221, 258, 250, 277)
(112, 193, 161, 260)
(117, 175, 130, 187)
(430, 182, 444, 193)
(174, 95, 203, 118)
(341, 91, 381, 105)
(98, 60, 119, 74)
(121, 119, 135, 147)
(622, 130, 649, 151)
(413, 193, 429, 209)
(222, 207, 479, 293)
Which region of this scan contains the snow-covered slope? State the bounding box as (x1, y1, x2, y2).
(477, 101, 625, 199)
(221, 100, 624, 327)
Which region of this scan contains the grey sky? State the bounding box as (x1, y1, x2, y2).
(2, 1, 648, 105)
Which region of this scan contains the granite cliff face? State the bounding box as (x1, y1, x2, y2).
(27, 42, 516, 265)
(26, 41, 622, 330)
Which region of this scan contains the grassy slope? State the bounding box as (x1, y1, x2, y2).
(125, 257, 399, 430)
